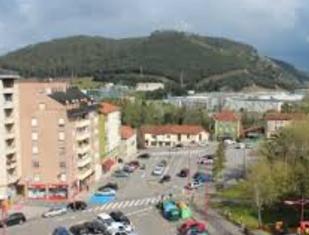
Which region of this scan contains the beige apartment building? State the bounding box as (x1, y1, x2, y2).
(18, 80, 101, 200)
(0, 69, 21, 201)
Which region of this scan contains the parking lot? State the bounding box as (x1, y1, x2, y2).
(5, 143, 255, 235)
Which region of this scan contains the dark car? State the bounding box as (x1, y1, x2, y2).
(113, 170, 129, 178)
(109, 211, 131, 225)
(159, 174, 171, 183)
(193, 172, 212, 183)
(52, 226, 71, 235)
(67, 201, 87, 211)
(178, 168, 190, 177)
(0, 213, 26, 227)
(159, 159, 168, 167)
(70, 223, 88, 235)
(129, 160, 140, 168)
(98, 182, 119, 192)
(175, 143, 183, 148)
(83, 220, 107, 234)
(137, 153, 150, 159)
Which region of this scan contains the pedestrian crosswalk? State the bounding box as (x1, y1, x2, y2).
(85, 196, 161, 213)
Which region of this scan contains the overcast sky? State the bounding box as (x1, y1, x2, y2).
(0, 0, 308, 69)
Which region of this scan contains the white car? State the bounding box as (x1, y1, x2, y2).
(42, 207, 67, 218)
(95, 188, 116, 196)
(235, 143, 246, 149)
(185, 181, 203, 190)
(97, 213, 133, 233)
(197, 158, 213, 165)
(152, 165, 165, 176)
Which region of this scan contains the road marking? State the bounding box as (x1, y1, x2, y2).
(111, 202, 119, 209)
(122, 201, 130, 208)
(105, 203, 113, 210)
(117, 201, 124, 208)
(128, 200, 135, 207)
(126, 206, 153, 217)
(133, 199, 141, 206)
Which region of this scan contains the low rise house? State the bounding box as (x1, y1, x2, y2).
(213, 110, 241, 140)
(120, 125, 137, 161)
(265, 112, 305, 138)
(136, 82, 165, 92)
(140, 125, 209, 148)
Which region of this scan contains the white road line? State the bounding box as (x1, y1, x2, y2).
(150, 197, 157, 204)
(100, 204, 108, 210)
(137, 199, 146, 206)
(111, 202, 119, 209)
(128, 200, 135, 207)
(122, 201, 130, 208)
(145, 198, 152, 204)
(117, 201, 124, 208)
(133, 199, 141, 206)
(105, 203, 113, 210)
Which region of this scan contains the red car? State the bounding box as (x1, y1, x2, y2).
(128, 160, 140, 169)
(178, 219, 206, 234)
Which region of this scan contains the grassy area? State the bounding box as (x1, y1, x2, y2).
(71, 77, 104, 89)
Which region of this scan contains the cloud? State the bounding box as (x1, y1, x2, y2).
(0, 0, 308, 69)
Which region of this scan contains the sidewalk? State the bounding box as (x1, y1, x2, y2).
(8, 203, 47, 220)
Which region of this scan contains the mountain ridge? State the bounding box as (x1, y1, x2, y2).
(0, 30, 308, 91)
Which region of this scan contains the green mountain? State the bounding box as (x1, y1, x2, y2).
(0, 30, 308, 91)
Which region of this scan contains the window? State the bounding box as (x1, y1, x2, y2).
(58, 132, 65, 141)
(59, 161, 66, 169)
(31, 132, 38, 141)
(59, 146, 65, 156)
(166, 135, 170, 139)
(32, 160, 40, 168)
(58, 118, 65, 126)
(33, 174, 40, 182)
(38, 103, 46, 110)
(152, 135, 156, 139)
(187, 134, 190, 139)
(32, 146, 38, 154)
(31, 118, 38, 127)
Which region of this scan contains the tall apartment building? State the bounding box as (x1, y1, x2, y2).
(18, 80, 101, 200)
(0, 69, 21, 201)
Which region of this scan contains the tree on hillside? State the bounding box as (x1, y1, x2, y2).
(213, 141, 226, 185)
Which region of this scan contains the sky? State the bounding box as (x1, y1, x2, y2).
(0, 0, 308, 70)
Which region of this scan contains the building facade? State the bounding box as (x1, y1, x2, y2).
(0, 69, 21, 201)
(140, 125, 209, 148)
(265, 113, 304, 138)
(136, 82, 165, 92)
(120, 125, 137, 161)
(99, 102, 121, 170)
(18, 80, 100, 200)
(213, 110, 241, 140)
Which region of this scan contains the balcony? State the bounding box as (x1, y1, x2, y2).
(7, 174, 19, 184)
(3, 87, 14, 94)
(76, 119, 90, 128)
(76, 144, 90, 154)
(4, 117, 14, 124)
(3, 101, 14, 109)
(78, 168, 93, 180)
(76, 131, 90, 141)
(6, 145, 16, 155)
(77, 155, 92, 168)
(7, 161, 17, 170)
(5, 131, 15, 140)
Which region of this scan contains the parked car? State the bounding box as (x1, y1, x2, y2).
(185, 181, 203, 190)
(109, 211, 131, 225)
(67, 201, 87, 211)
(98, 182, 119, 191)
(159, 160, 168, 167)
(197, 156, 213, 165)
(159, 174, 171, 184)
(83, 220, 107, 234)
(113, 170, 129, 178)
(52, 226, 71, 235)
(129, 160, 140, 168)
(123, 164, 136, 173)
(70, 223, 88, 235)
(137, 153, 150, 159)
(178, 219, 207, 235)
(178, 168, 190, 177)
(0, 213, 26, 227)
(235, 142, 246, 149)
(95, 188, 117, 196)
(175, 143, 183, 148)
(193, 172, 212, 183)
(97, 213, 133, 233)
(42, 207, 67, 218)
(97, 213, 114, 225)
(152, 165, 165, 176)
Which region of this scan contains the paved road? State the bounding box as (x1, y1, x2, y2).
(4, 143, 251, 235)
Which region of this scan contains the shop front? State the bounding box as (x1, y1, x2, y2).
(27, 183, 69, 200)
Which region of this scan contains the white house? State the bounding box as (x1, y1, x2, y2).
(140, 124, 209, 148)
(120, 125, 137, 161)
(136, 82, 165, 92)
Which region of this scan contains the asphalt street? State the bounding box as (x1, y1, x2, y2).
(4, 143, 253, 235)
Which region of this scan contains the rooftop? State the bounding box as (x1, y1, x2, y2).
(141, 124, 206, 135)
(121, 125, 135, 140)
(0, 68, 19, 79)
(213, 110, 239, 122)
(49, 87, 91, 105)
(265, 112, 306, 121)
(100, 102, 120, 114)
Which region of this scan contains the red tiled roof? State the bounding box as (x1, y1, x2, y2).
(265, 112, 305, 121)
(121, 125, 135, 140)
(100, 102, 119, 114)
(141, 125, 206, 135)
(213, 110, 239, 122)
